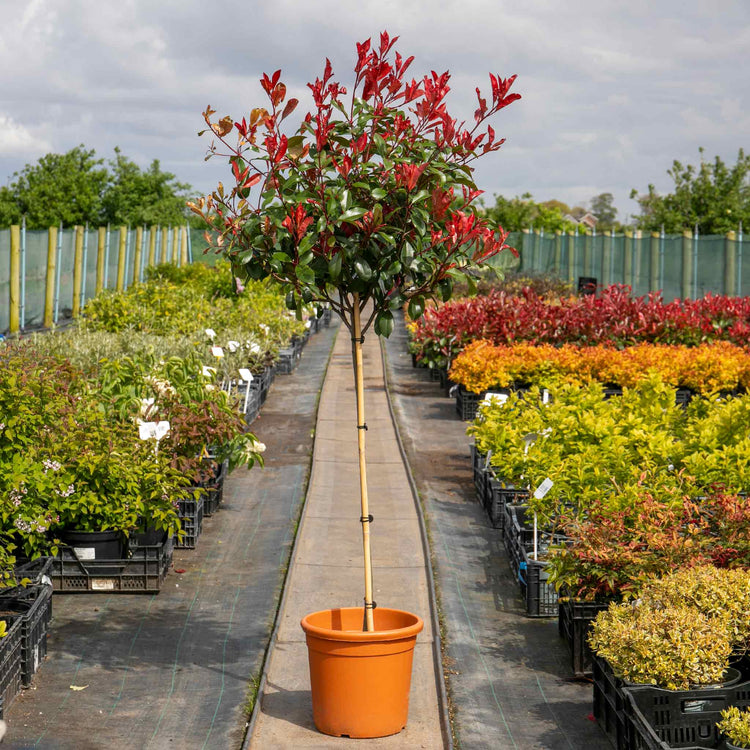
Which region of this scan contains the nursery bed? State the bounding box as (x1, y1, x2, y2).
(384, 312, 608, 749)
(2, 319, 339, 749)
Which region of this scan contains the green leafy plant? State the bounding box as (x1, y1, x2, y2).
(718, 707, 750, 749)
(589, 600, 734, 690)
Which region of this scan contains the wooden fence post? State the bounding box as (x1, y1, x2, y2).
(180, 225, 189, 266)
(554, 230, 562, 275)
(649, 231, 660, 291)
(44, 226, 58, 328)
(9, 225, 20, 334)
(148, 225, 157, 267)
(72, 225, 84, 318)
(133, 226, 143, 285)
(96, 227, 106, 294)
(725, 231, 737, 296)
(116, 226, 127, 291)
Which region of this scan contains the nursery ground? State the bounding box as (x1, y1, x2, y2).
(383, 314, 609, 750)
(2, 320, 339, 750)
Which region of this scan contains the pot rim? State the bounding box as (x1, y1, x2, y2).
(301, 606, 423, 643)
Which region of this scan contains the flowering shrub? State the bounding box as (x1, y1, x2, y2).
(410, 285, 750, 366)
(451, 339, 750, 395)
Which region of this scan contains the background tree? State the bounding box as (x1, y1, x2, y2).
(0, 145, 107, 228)
(0, 145, 198, 228)
(101, 147, 194, 227)
(590, 192, 618, 230)
(631, 148, 750, 233)
(483, 193, 576, 232)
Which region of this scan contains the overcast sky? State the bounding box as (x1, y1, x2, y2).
(1, 0, 748, 224)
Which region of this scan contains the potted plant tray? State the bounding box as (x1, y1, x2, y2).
(0, 580, 53, 687)
(558, 597, 612, 678)
(502, 504, 561, 617)
(48, 536, 173, 593)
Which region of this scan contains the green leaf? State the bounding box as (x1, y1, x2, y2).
(328, 253, 342, 280)
(353, 257, 373, 281)
(374, 310, 394, 338)
(408, 297, 425, 320)
(340, 207, 368, 223)
(295, 264, 316, 284)
(371, 188, 387, 200)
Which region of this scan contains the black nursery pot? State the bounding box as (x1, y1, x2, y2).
(59, 529, 124, 561)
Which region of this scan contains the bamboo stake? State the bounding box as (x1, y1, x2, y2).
(116, 226, 127, 291)
(352, 293, 375, 632)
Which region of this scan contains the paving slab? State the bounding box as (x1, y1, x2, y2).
(247, 321, 445, 748)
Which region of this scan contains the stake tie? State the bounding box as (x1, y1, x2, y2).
(360, 514, 374, 524)
(351, 335, 365, 344)
(364, 599, 377, 610)
(357, 423, 368, 430)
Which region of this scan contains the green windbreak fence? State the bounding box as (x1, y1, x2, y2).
(2, 224, 748, 334)
(0, 225, 216, 334)
(502, 229, 749, 300)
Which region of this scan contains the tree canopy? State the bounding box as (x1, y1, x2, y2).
(482, 193, 578, 233)
(630, 148, 750, 234)
(0, 145, 196, 228)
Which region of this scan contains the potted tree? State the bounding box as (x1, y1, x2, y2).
(194, 31, 520, 738)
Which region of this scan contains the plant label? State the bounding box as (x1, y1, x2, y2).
(227, 340, 240, 352)
(249, 343, 261, 355)
(542, 389, 550, 405)
(154, 421, 170, 440)
(73, 547, 96, 560)
(211, 346, 224, 358)
(205, 328, 216, 339)
(239, 368, 254, 383)
(202, 365, 216, 378)
(534, 477, 554, 499)
(139, 421, 160, 440)
(91, 579, 115, 590)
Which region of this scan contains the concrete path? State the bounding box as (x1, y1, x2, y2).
(247, 324, 446, 748)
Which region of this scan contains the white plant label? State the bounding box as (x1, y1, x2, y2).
(73, 547, 96, 560)
(92, 579, 115, 590)
(227, 340, 240, 352)
(205, 328, 216, 339)
(533, 477, 554, 499)
(211, 346, 224, 358)
(202, 366, 216, 378)
(154, 421, 170, 440)
(239, 368, 254, 383)
(305, 320, 311, 329)
(542, 389, 550, 405)
(249, 343, 261, 355)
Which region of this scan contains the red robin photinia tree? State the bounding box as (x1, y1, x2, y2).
(194, 31, 520, 630)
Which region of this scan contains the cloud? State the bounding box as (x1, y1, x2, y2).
(0, 116, 51, 159)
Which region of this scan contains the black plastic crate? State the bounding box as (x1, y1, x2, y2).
(49, 538, 173, 593)
(558, 597, 611, 677)
(0, 615, 23, 720)
(519, 551, 557, 617)
(486, 479, 529, 529)
(675, 388, 695, 408)
(456, 385, 484, 421)
(593, 655, 632, 750)
(470, 445, 487, 498)
(503, 505, 560, 617)
(624, 672, 750, 749)
(201, 461, 227, 517)
(275, 346, 300, 375)
(174, 495, 204, 549)
(0, 583, 53, 687)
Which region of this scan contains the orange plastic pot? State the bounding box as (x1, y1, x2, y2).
(300, 607, 423, 738)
